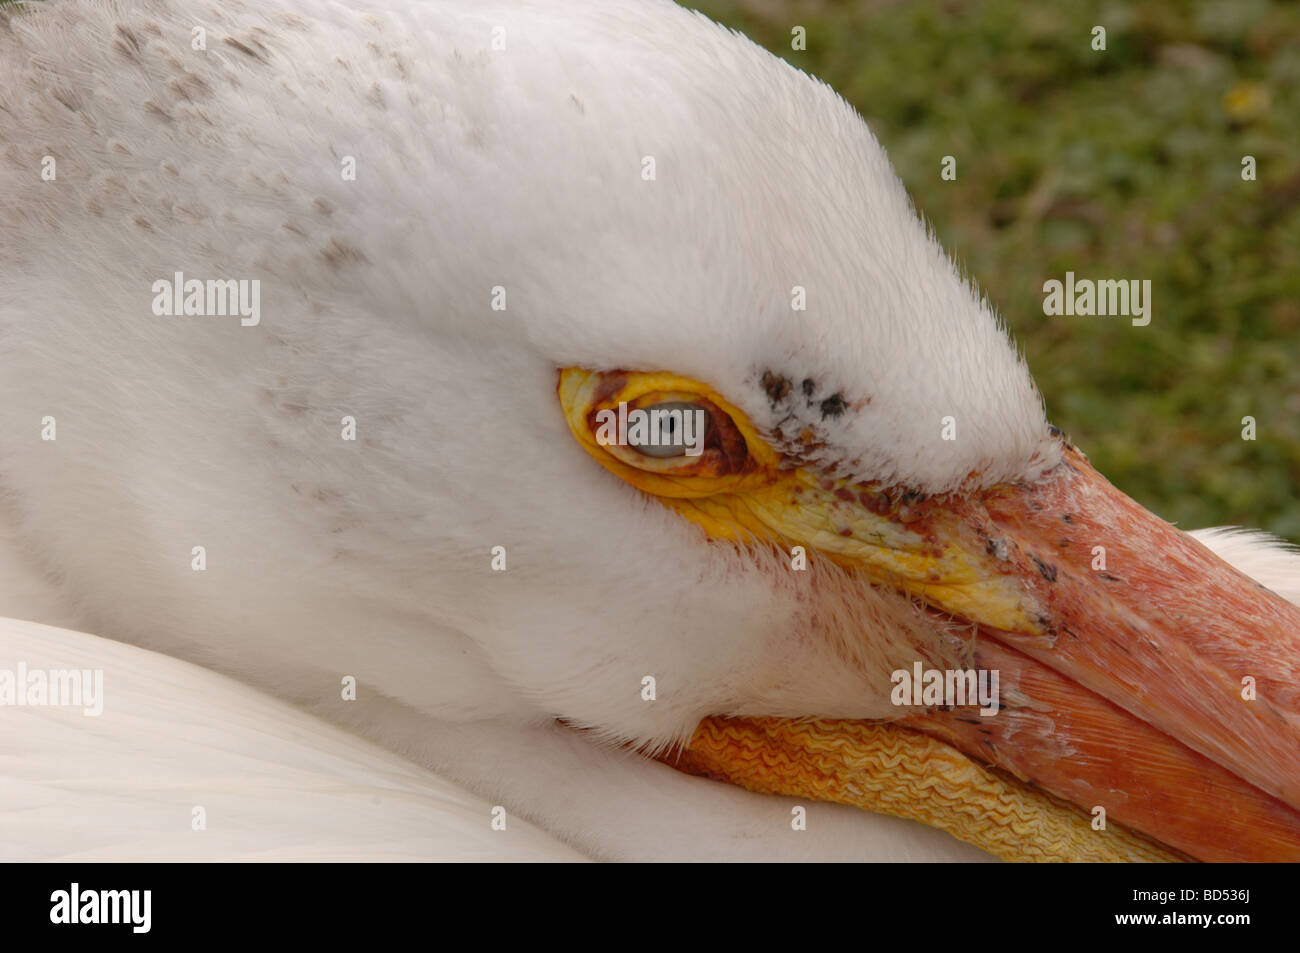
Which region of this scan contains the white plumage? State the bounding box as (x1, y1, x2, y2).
(1, 0, 1297, 861)
(0, 616, 583, 861)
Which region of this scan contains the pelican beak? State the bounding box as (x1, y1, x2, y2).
(909, 448, 1300, 857)
(679, 447, 1300, 861)
(559, 368, 1300, 861)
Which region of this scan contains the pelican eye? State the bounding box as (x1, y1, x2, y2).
(626, 401, 711, 458)
(587, 392, 750, 477)
(561, 369, 764, 481)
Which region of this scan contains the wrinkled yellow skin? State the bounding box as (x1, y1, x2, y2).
(677, 717, 1182, 863)
(559, 367, 1179, 862)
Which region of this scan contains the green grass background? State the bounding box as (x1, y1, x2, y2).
(689, 0, 1299, 543)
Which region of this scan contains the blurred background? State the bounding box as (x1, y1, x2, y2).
(686, 0, 1299, 542)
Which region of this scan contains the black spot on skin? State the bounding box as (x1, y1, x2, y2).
(1062, 514, 1074, 523)
(819, 394, 847, 419)
(801, 378, 815, 398)
(1030, 555, 1058, 582)
(983, 536, 1010, 561)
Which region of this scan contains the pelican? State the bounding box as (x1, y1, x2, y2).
(2, 0, 1299, 862)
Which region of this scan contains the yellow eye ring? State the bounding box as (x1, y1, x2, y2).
(558, 367, 783, 498)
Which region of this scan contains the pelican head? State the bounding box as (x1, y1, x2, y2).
(2, 0, 1299, 861)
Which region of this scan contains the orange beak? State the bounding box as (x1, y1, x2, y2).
(682, 447, 1300, 860)
(899, 447, 1300, 860)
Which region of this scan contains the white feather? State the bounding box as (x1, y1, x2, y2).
(1189, 528, 1300, 606)
(0, 614, 584, 861)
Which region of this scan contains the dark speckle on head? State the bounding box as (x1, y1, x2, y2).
(760, 370, 792, 406)
(224, 36, 269, 62)
(800, 378, 815, 398)
(819, 394, 847, 419)
(320, 235, 369, 270)
(1048, 424, 1076, 451)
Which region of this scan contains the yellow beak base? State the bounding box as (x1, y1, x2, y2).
(670, 716, 1185, 863)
